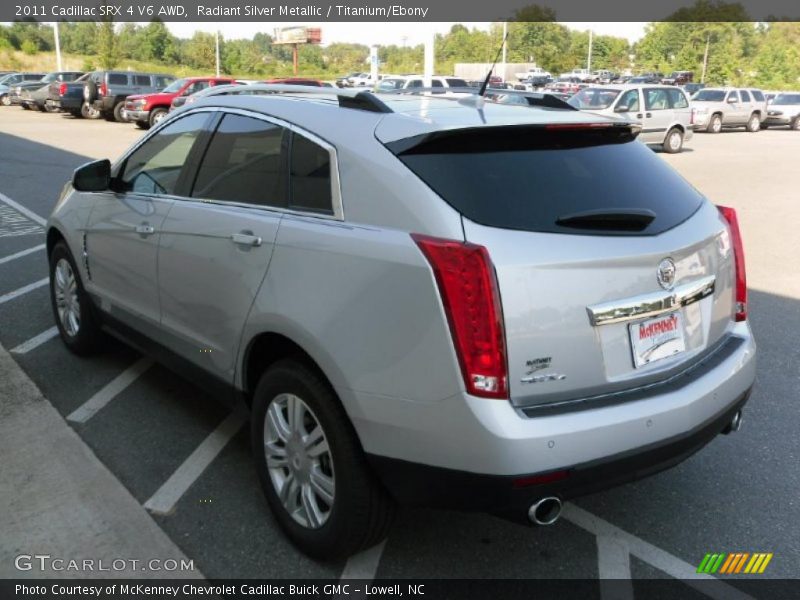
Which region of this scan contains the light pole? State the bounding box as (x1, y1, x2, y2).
(53, 22, 62, 71)
(215, 30, 220, 77)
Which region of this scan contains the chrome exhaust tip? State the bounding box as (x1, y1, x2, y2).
(528, 496, 562, 526)
(723, 410, 743, 435)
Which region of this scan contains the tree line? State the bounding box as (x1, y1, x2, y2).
(1, 7, 798, 88)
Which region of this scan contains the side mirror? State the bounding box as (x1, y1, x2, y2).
(73, 159, 111, 192)
(614, 105, 630, 113)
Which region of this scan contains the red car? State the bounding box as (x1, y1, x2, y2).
(124, 76, 236, 129)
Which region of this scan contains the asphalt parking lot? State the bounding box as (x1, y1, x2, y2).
(0, 107, 798, 594)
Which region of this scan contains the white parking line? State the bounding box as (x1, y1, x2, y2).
(11, 326, 59, 354)
(144, 411, 247, 515)
(0, 277, 49, 306)
(66, 357, 154, 423)
(340, 540, 386, 580)
(0, 244, 45, 265)
(562, 504, 755, 600)
(0, 191, 47, 226)
(596, 535, 634, 600)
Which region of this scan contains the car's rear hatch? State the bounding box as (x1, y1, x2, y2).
(386, 122, 736, 409)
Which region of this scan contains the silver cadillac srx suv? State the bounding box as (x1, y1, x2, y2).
(47, 85, 756, 558)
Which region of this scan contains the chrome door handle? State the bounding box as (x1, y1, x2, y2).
(231, 232, 262, 247)
(135, 224, 155, 235)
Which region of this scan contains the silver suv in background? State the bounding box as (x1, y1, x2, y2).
(568, 84, 693, 152)
(763, 92, 800, 130)
(691, 87, 767, 133)
(47, 86, 756, 558)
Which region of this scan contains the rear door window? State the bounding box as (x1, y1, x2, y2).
(390, 126, 703, 236)
(751, 90, 765, 102)
(191, 114, 288, 208)
(644, 89, 670, 110)
(667, 88, 689, 108)
(739, 90, 751, 102)
(134, 75, 151, 86)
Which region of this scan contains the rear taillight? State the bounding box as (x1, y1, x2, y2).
(717, 206, 747, 321)
(99, 83, 108, 97)
(58, 83, 67, 96)
(411, 234, 508, 399)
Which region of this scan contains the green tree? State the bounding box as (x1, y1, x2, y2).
(96, 20, 119, 69)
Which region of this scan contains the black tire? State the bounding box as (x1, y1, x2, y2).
(83, 80, 97, 103)
(746, 113, 760, 132)
(148, 107, 168, 128)
(251, 360, 395, 559)
(69, 108, 82, 118)
(112, 101, 126, 122)
(135, 120, 150, 130)
(761, 124, 769, 129)
(706, 114, 722, 133)
(663, 127, 684, 153)
(102, 109, 116, 122)
(49, 241, 104, 355)
(792, 118, 800, 131)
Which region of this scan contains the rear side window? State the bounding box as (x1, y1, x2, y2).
(192, 114, 288, 208)
(156, 76, 174, 89)
(107, 73, 128, 85)
(118, 113, 209, 195)
(134, 75, 151, 86)
(644, 89, 670, 110)
(667, 88, 689, 108)
(290, 134, 332, 214)
(446, 78, 468, 88)
(390, 126, 703, 236)
(751, 90, 764, 101)
(739, 90, 751, 102)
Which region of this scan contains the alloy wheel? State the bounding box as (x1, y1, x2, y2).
(54, 258, 80, 337)
(264, 393, 335, 529)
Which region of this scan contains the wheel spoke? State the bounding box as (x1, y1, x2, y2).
(301, 485, 324, 528)
(279, 472, 299, 507)
(309, 468, 334, 506)
(265, 441, 288, 468)
(287, 394, 305, 433)
(303, 425, 328, 457)
(267, 402, 291, 442)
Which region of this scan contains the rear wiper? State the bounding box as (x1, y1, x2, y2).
(555, 208, 656, 232)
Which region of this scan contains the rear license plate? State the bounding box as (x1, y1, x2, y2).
(629, 312, 686, 368)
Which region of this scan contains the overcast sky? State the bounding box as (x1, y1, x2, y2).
(165, 22, 648, 46)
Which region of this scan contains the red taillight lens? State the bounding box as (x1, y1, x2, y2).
(100, 83, 108, 97)
(58, 83, 67, 96)
(717, 206, 747, 321)
(412, 234, 508, 399)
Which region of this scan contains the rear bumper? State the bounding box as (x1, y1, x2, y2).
(352, 320, 755, 502)
(368, 385, 751, 521)
(45, 99, 61, 110)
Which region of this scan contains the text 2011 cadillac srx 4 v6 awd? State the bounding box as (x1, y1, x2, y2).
(46, 85, 755, 558)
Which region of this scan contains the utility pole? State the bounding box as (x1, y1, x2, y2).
(215, 30, 221, 77)
(53, 21, 62, 71)
(423, 29, 434, 87)
(587, 29, 593, 72)
(701, 35, 710, 83)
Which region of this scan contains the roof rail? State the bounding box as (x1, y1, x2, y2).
(384, 86, 577, 111)
(192, 83, 393, 114)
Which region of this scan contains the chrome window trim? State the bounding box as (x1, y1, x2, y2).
(586, 275, 716, 326)
(112, 106, 344, 222)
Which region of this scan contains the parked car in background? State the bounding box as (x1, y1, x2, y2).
(763, 92, 800, 129)
(662, 71, 694, 86)
(764, 91, 781, 103)
(46, 73, 95, 117)
(691, 87, 767, 133)
(684, 83, 706, 96)
(560, 68, 594, 82)
(125, 76, 236, 128)
(545, 77, 582, 95)
(593, 70, 616, 84)
(514, 67, 551, 82)
(569, 84, 693, 153)
(263, 78, 324, 87)
(0, 72, 46, 106)
(47, 85, 755, 559)
(383, 75, 471, 94)
(336, 72, 362, 87)
(629, 73, 664, 84)
(83, 70, 176, 122)
(17, 71, 83, 112)
(515, 73, 554, 90)
(348, 73, 381, 87)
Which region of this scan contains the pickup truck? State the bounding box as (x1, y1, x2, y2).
(16, 71, 83, 111)
(124, 76, 235, 128)
(46, 73, 96, 118)
(514, 67, 551, 82)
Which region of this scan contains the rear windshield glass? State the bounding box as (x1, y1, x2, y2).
(568, 88, 621, 110)
(390, 126, 703, 236)
(693, 90, 726, 102)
